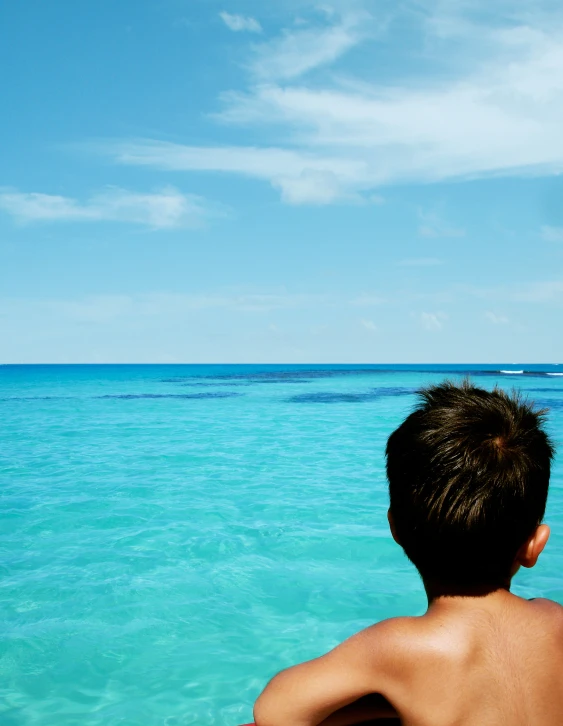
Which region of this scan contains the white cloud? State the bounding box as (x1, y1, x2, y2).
(361, 318, 377, 332)
(0, 291, 331, 328)
(212, 33, 563, 181)
(137, 291, 327, 314)
(272, 168, 348, 205)
(0, 186, 212, 228)
(485, 311, 509, 324)
(541, 225, 563, 241)
(103, 139, 367, 205)
(462, 278, 563, 304)
(349, 293, 386, 306)
(418, 210, 465, 238)
(509, 280, 563, 303)
(107, 139, 362, 178)
(220, 12, 262, 34)
(223, 292, 324, 312)
(398, 257, 444, 267)
(217, 19, 563, 182)
(90, 6, 563, 204)
(249, 16, 363, 81)
(420, 312, 447, 331)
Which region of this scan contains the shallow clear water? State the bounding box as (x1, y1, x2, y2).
(1, 364, 562, 726)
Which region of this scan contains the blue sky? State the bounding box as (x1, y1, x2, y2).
(1, 0, 563, 363)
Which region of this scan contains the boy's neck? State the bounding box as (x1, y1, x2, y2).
(423, 578, 512, 605)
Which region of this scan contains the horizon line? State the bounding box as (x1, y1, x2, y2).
(1, 362, 561, 367)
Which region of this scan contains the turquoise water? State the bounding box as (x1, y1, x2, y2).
(1, 364, 562, 726)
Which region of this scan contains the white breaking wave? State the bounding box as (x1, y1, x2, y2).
(500, 370, 524, 374)
(547, 372, 563, 376)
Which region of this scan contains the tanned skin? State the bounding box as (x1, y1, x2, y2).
(253, 517, 563, 726)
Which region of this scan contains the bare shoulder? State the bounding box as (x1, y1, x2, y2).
(528, 597, 563, 630)
(529, 597, 563, 613)
(352, 615, 421, 648)
(349, 616, 425, 672)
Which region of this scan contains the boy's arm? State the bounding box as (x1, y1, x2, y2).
(253, 623, 398, 726)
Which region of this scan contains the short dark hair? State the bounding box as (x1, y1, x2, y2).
(386, 380, 554, 589)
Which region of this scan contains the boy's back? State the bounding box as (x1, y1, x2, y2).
(253, 590, 563, 726)
(374, 592, 563, 725)
(253, 382, 561, 726)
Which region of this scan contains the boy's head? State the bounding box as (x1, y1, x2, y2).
(386, 380, 554, 592)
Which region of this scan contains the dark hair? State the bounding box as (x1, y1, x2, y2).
(386, 380, 554, 589)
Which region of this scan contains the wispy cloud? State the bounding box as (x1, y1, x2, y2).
(212, 26, 563, 183)
(420, 311, 447, 331)
(0, 290, 331, 326)
(465, 279, 563, 303)
(485, 311, 509, 324)
(398, 257, 444, 267)
(508, 280, 563, 303)
(101, 139, 367, 205)
(25, 282, 556, 334)
(418, 210, 465, 238)
(219, 12, 262, 34)
(541, 224, 563, 242)
(0, 186, 213, 228)
(349, 293, 386, 306)
(272, 168, 351, 204)
(248, 15, 364, 81)
(89, 5, 563, 204)
(361, 318, 378, 332)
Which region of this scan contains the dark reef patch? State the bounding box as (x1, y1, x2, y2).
(184, 381, 249, 387)
(163, 374, 311, 385)
(289, 393, 376, 403)
(160, 369, 403, 386)
(211, 369, 384, 382)
(533, 398, 563, 410)
(97, 392, 241, 400)
(495, 371, 563, 378)
(158, 369, 563, 388)
(527, 388, 563, 394)
(184, 381, 253, 388)
(288, 387, 415, 404)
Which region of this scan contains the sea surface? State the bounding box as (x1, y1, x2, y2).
(1, 364, 563, 726)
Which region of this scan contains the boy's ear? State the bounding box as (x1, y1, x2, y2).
(387, 509, 401, 545)
(514, 524, 550, 570)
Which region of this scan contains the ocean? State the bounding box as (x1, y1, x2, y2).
(1, 364, 562, 726)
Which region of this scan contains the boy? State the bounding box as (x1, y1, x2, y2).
(252, 380, 563, 725)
